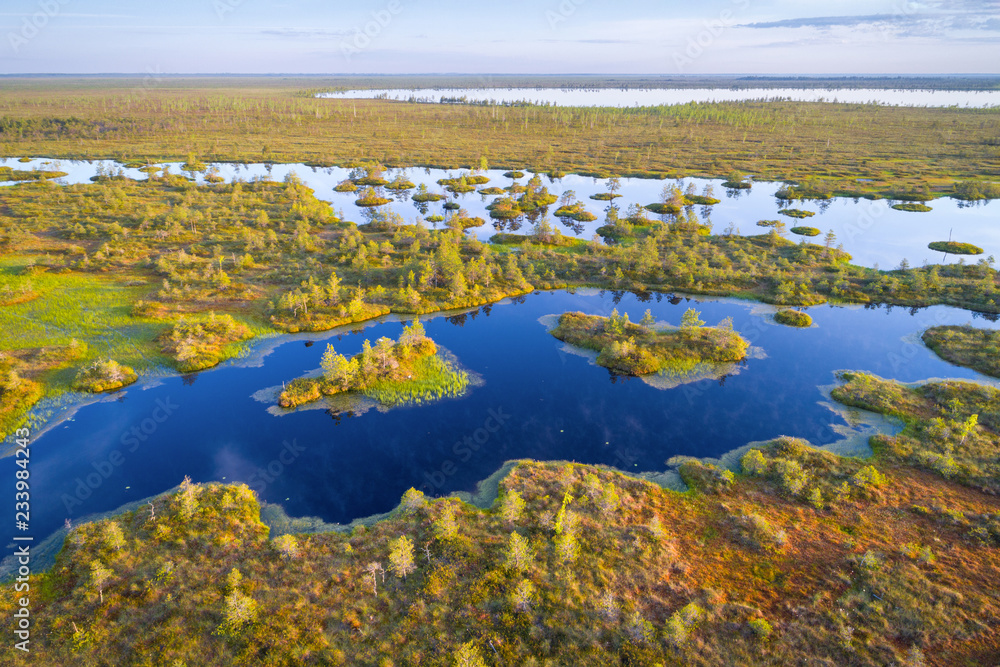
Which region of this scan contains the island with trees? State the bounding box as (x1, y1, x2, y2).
(549, 308, 750, 384)
(278, 320, 470, 409)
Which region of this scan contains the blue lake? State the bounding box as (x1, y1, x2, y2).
(318, 87, 1000, 109)
(6, 289, 1000, 551)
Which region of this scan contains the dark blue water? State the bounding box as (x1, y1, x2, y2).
(6, 290, 1000, 549)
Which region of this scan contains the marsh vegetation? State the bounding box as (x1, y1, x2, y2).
(550, 309, 749, 379)
(278, 321, 469, 409)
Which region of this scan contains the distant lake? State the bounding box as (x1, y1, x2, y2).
(317, 87, 1000, 108)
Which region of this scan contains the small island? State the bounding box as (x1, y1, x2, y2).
(549, 309, 750, 382)
(922, 325, 1000, 377)
(929, 241, 984, 256)
(778, 208, 816, 219)
(790, 226, 821, 237)
(279, 321, 469, 409)
(774, 309, 813, 327)
(892, 202, 932, 212)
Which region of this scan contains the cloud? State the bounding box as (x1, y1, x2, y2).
(0, 12, 135, 18)
(745, 15, 901, 30)
(259, 28, 353, 39)
(742, 10, 1000, 40)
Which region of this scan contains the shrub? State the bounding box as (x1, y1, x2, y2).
(625, 610, 656, 643)
(851, 465, 888, 491)
(72, 358, 138, 393)
(741, 449, 768, 476)
(274, 534, 301, 560)
(499, 489, 526, 526)
(680, 459, 735, 494)
(504, 532, 531, 572)
(774, 458, 809, 496)
(736, 513, 788, 553)
(452, 641, 487, 667)
(748, 618, 773, 639)
(389, 535, 416, 579)
(400, 487, 427, 512)
(218, 590, 258, 636)
(510, 579, 535, 612)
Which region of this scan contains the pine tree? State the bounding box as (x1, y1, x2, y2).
(388, 535, 416, 580)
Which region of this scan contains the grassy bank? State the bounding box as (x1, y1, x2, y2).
(4, 405, 999, 665)
(922, 325, 1000, 378)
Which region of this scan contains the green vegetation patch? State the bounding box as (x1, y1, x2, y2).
(384, 177, 416, 191)
(157, 313, 254, 373)
(554, 203, 598, 222)
(774, 309, 813, 327)
(0, 357, 44, 437)
(550, 309, 749, 378)
(355, 188, 392, 208)
(71, 359, 138, 393)
(922, 325, 1000, 378)
(0, 166, 68, 182)
(778, 209, 816, 219)
(278, 321, 468, 409)
(0, 257, 162, 369)
(684, 195, 721, 206)
(892, 203, 932, 212)
(790, 227, 821, 237)
(644, 202, 681, 216)
(831, 371, 1000, 491)
(928, 241, 984, 256)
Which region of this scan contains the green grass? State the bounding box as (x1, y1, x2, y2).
(364, 354, 470, 407)
(0, 256, 165, 372)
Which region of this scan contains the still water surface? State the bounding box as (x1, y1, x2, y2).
(6, 290, 1000, 547)
(318, 87, 1000, 108)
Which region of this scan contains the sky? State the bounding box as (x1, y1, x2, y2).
(1, 0, 998, 75)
